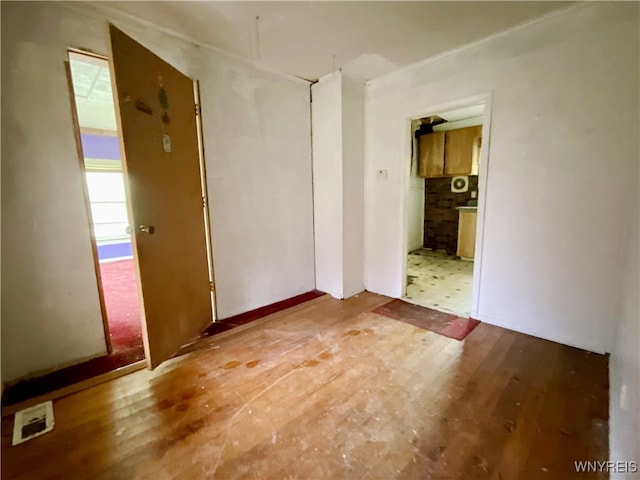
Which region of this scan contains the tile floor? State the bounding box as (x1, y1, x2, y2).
(405, 248, 473, 317)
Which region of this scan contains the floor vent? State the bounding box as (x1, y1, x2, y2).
(12, 401, 55, 446)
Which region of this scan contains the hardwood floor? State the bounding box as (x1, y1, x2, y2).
(1, 292, 609, 479)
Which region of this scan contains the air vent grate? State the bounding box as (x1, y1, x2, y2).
(12, 401, 55, 446)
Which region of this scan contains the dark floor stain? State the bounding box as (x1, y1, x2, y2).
(156, 417, 207, 452)
(345, 330, 361, 336)
(223, 361, 242, 369)
(301, 359, 319, 367)
(470, 455, 489, 471)
(319, 351, 333, 360)
(505, 420, 516, 434)
(407, 275, 418, 286)
(175, 402, 189, 412)
(158, 398, 176, 411)
(246, 360, 260, 368)
(427, 445, 446, 461)
(180, 387, 196, 400)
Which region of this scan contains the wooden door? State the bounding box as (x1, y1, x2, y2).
(444, 125, 482, 176)
(417, 132, 445, 178)
(108, 25, 212, 368)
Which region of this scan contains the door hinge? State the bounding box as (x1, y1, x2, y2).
(209, 281, 214, 292)
(195, 104, 201, 116)
(202, 196, 207, 208)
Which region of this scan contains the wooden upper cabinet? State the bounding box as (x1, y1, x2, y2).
(417, 131, 445, 178)
(444, 125, 482, 176)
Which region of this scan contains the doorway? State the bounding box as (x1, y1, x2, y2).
(403, 102, 487, 318)
(67, 50, 145, 364)
(2, 31, 217, 409)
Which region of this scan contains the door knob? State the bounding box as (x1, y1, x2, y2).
(138, 225, 155, 234)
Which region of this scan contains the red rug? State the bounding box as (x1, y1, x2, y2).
(373, 299, 480, 340)
(98, 259, 144, 354)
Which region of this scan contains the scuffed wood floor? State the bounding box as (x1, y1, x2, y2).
(1, 292, 608, 479)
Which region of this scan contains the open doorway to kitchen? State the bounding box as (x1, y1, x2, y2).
(67, 49, 144, 365)
(404, 103, 486, 317)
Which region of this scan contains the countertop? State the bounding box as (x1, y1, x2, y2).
(456, 206, 478, 211)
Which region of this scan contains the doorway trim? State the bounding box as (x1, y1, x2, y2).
(194, 80, 218, 321)
(400, 93, 493, 318)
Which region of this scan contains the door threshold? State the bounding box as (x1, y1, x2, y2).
(401, 296, 467, 318)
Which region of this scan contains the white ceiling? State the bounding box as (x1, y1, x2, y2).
(431, 104, 484, 131)
(69, 51, 118, 132)
(438, 104, 484, 122)
(96, 1, 571, 81)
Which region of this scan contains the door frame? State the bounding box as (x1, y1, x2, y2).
(65, 49, 114, 354)
(400, 93, 493, 318)
(66, 46, 219, 356)
(194, 81, 218, 321)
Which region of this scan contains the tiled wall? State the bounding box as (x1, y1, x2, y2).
(423, 176, 478, 255)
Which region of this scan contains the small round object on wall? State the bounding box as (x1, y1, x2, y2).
(451, 176, 469, 193)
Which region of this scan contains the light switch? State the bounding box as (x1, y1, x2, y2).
(376, 169, 388, 181)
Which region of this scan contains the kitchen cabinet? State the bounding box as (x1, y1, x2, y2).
(417, 131, 445, 178)
(444, 125, 482, 176)
(456, 207, 477, 260)
(417, 125, 482, 178)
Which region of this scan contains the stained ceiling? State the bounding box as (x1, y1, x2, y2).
(95, 1, 572, 81)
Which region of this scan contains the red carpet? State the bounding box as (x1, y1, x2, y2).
(99, 259, 144, 355)
(373, 299, 480, 340)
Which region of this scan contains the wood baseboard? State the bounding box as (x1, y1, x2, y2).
(216, 290, 326, 327)
(2, 361, 146, 417)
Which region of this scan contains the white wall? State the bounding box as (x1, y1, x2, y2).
(340, 74, 365, 298)
(1, 1, 315, 381)
(312, 73, 343, 298)
(198, 40, 315, 320)
(311, 72, 365, 299)
(2, 1, 109, 382)
(364, 2, 639, 354)
(609, 186, 640, 476)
